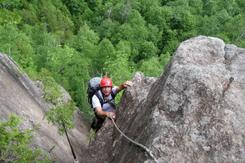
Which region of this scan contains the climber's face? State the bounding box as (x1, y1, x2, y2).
(101, 86, 112, 96)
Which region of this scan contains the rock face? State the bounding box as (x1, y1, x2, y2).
(86, 36, 245, 163)
(0, 54, 90, 163)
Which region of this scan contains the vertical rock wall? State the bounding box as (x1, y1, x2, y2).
(87, 36, 245, 163)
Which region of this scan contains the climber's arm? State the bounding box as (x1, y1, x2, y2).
(115, 80, 133, 93)
(95, 107, 116, 119)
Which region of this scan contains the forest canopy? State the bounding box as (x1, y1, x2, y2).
(0, 0, 244, 114)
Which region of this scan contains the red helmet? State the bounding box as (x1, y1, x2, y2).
(100, 77, 113, 87)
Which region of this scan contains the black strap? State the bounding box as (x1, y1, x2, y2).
(95, 90, 116, 107)
(111, 91, 116, 99)
(95, 91, 104, 106)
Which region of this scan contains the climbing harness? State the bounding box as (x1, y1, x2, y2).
(111, 118, 158, 163)
(62, 120, 79, 163)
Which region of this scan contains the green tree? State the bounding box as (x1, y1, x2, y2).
(0, 0, 22, 10)
(60, 52, 91, 112)
(103, 40, 133, 85)
(0, 115, 50, 162)
(67, 24, 99, 73)
(0, 9, 21, 25)
(97, 38, 116, 71)
(18, 2, 39, 25)
(96, 19, 120, 40)
(22, 24, 59, 71)
(36, 0, 74, 43)
(0, 25, 35, 71)
(139, 57, 162, 77)
(46, 102, 76, 134)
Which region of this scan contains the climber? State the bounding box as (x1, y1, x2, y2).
(91, 76, 132, 132)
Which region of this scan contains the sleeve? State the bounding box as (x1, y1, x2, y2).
(112, 86, 118, 95)
(92, 95, 101, 110)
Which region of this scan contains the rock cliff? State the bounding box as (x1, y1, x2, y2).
(0, 54, 90, 163)
(85, 36, 245, 163)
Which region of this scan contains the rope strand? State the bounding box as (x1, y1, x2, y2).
(111, 118, 158, 163)
(61, 120, 79, 163)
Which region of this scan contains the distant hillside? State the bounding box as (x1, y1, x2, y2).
(0, 0, 244, 115)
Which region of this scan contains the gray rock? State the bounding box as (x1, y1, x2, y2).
(86, 36, 245, 163)
(0, 53, 90, 163)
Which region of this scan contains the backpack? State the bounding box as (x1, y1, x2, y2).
(87, 77, 116, 109)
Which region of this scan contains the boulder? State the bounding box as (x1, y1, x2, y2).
(86, 36, 245, 163)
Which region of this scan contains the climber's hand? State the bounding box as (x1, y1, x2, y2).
(121, 80, 133, 89)
(107, 112, 116, 120)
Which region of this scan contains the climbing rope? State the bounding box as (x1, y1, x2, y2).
(111, 118, 158, 163)
(61, 120, 79, 163)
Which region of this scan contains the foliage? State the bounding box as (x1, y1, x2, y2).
(45, 102, 76, 134)
(160, 52, 171, 70)
(31, 68, 61, 105)
(30, 68, 77, 134)
(103, 40, 133, 85)
(0, 115, 50, 162)
(139, 57, 163, 77)
(0, 25, 35, 70)
(0, 9, 21, 25)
